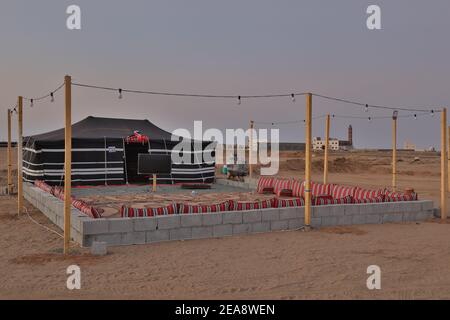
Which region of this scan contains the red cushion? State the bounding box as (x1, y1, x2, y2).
(273, 179, 294, 197)
(273, 197, 305, 208)
(354, 196, 385, 204)
(291, 180, 304, 198)
(257, 176, 276, 193)
(305, 181, 332, 198)
(384, 191, 418, 202)
(354, 188, 384, 200)
(120, 204, 178, 217)
(34, 180, 53, 194)
(231, 199, 274, 211)
(331, 184, 356, 199)
(333, 195, 354, 205)
(72, 198, 102, 219)
(313, 195, 334, 206)
(178, 201, 230, 214)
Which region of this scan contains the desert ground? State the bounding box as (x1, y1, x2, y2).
(0, 148, 449, 299)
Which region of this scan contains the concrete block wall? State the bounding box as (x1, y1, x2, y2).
(24, 183, 435, 248)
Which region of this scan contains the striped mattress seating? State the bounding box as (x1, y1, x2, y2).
(120, 203, 178, 217)
(256, 176, 276, 194)
(384, 190, 418, 202)
(291, 180, 304, 198)
(273, 178, 294, 197)
(273, 197, 305, 208)
(34, 180, 53, 194)
(230, 199, 274, 211)
(353, 187, 385, 203)
(312, 195, 334, 206)
(178, 201, 230, 214)
(72, 198, 102, 219)
(333, 195, 354, 205)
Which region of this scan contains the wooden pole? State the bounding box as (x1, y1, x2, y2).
(441, 108, 447, 220)
(305, 93, 312, 227)
(17, 97, 23, 215)
(64, 75, 72, 255)
(153, 174, 157, 192)
(448, 125, 450, 192)
(323, 114, 330, 185)
(249, 120, 254, 179)
(392, 117, 397, 192)
(7, 109, 12, 194)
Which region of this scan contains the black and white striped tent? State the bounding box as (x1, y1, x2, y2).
(23, 116, 216, 186)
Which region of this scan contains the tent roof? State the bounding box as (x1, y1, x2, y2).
(27, 116, 179, 141)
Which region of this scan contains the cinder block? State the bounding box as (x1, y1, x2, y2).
(279, 207, 301, 220)
(382, 213, 403, 223)
(169, 227, 192, 240)
(312, 205, 336, 218)
(192, 226, 213, 239)
(270, 220, 289, 231)
(344, 205, 361, 216)
(90, 241, 108, 255)
(288, 218, 304, 230)
(404, 201, 422, 213)
(352, 214, 367, 225)
(242, 210, 262, 223)
(157, 215, 180, 229)
(134, 217, 157, 231)
(223, 212, 243, 224)
(93, 233, 122, 246)
(322, 216, 338, 227)
(82, 219, 109, 235)
(402, 212, 417, 222)
(109, 218, 134, 233)
(416, 210, 434, 221)
(251, 222, 270, 233)
(180, 214, 203, 228)
(146, 229, 170, 242)
(122, 231, 146, 245)
(336, 215, 352, 226)
(202, 213, 223, 226)
(262, 208, 280, 221)
(213, 224, 232, 237)
(366, 214, 382, 224)
(421, 201, 433, 211)
(311, 217, 322, 228)
(233, 223, 251, 234)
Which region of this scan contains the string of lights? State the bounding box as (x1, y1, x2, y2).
(22, 82, 65, 107)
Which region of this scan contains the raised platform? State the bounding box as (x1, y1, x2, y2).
(23, 182, 435, 248)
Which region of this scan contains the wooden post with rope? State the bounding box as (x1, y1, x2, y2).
(305, 93, 312, 227)
(392, 111, 398, 192)
(64, 75, 72, 254)
(448, 125, 450, 192)
(441, 108, 448, 220)
(249, 120, 254, 179)
(17, 97, 23, 215)
(324, 114, 330, 185)
(7, 109, 12, 194)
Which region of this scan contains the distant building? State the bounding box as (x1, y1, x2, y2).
(403, 141, 416, 151)
(313, 125, 353, 151)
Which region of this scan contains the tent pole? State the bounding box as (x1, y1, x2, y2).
(122, 138, 129, 185)
(17, 97, 23, 215)
(324, 114, 330, 185)
(441, 107, 448, 220)
(7, 109, 12, 194)
(304, 93, 312, 227)
(64, 75, 72, 255)
(104, 136, 108, 186)
(249, 120, 254, 180)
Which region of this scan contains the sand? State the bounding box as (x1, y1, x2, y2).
(1, 148, 450, 299)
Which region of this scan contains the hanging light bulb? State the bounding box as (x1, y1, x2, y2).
(291, 94, 296, 103)
(237, 96, 241, 105)
(365, 104, 369, 112)
(30, 99, 34, 107)
(431, 110, 435, 117)
(368, 117, 372, 122)
(50, 92, 54, 102)
(414, 114, 417, 120)
(118, 88, 123, 99)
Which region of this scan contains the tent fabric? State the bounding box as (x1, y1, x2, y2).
(23, 116, 215, 185)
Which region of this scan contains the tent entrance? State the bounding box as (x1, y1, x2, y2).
(124, 143, 149, 183)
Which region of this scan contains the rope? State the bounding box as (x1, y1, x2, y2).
(23, 206, 64, 239)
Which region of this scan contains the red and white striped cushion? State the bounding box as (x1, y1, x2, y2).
(354, 188, 384, 200)
(257, 176, 276, 193)
(291, 180, 304, 198)
(273, 179, 294, 197)
(72, 198, 102, 219)
(354, 196, 384, 204)
(331, 184, 356, 199)
(120, 204, 178, 217)
(384, 191, 418, 202)
(34, 180, 53, 194)
(178, 201, 229, 214)
(310, 181, 332, 197)
(313, 195, 334, 206)
(333, 195, 354, 205)
(273, 197, 305, 208)
(231, 199, 274, 211)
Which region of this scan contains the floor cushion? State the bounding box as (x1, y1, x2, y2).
(354, 196, 385, 204)
(273, 197, 305, 208)
(313, 195, 334, 206)
(230, 199, 274, 211)
(331, 184, 356, 199)
(354, 188, 384, 201)
(384, 191, 418, 202)
(120, 203, 178, 217)
(257, 176, 276, 193)
(273, 178, 294, 197)
(178, 201, 230, 214)
(333, 195, 354, 205)
(291, 180, 304, 198)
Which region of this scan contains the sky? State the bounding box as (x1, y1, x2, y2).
(1, 0, 450, 149)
